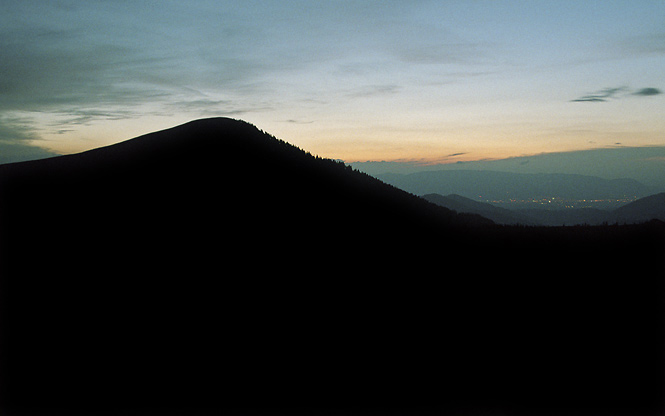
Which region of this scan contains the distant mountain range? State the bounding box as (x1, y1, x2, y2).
(424, 192, 665, 226)
(377, 169, 658, 207)
(0, 118, 663, 416)
(350, 146, 665, 189)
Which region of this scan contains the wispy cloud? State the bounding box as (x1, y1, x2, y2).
(283, 119, 315, 124)
(0, 117, 38, 145)
(571, 86, 661, 102)
(55, 109, 142, 126)
(570, 97, 610, 103)
(393, 42, 488, 65)
(0, 116, 59, 163)
(0, 3, 268, 117)
(345, 84, 401, 99)
(570, 87, 628, 102)
(164, 99, 274, 117)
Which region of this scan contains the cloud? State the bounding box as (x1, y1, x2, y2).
(55, 109, 142, 126)
(0, 117, 59, 163)
(0, 26, 164, 113)
(570, 97, 608, 103)
(633, 87, 662, 96)
(346, 84, 401, 99)
(164, 99, 274, 117)
(0, 118, 37, 143)
(283, 119, 315, 124)
(571, 86, 661, 102)
(570, 87, 628, 102)
(0, 141, 58, 164)
(0, 3, 268, 116)
(394, 42, 486, 65)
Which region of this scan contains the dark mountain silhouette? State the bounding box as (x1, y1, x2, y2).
(518, 206, 609, 226)
(0, 118, 663, 416)
(378, 169, 655, 203)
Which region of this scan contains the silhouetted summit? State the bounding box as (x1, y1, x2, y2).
(0, 117, 490, 414)
(1, 118, 663, 416)
(0, 117, 485, 266)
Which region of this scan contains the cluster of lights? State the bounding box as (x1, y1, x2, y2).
(479, 196, 639, 209)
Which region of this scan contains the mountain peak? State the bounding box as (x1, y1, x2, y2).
(1, 119, 663, 416)
(0, 119, 488, 265)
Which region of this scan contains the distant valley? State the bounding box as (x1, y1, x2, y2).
(374, 169, 659, 209)
(369, 168, 665, 226)
(423, 192, 665, 226)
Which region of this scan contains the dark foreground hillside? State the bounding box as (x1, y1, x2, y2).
(0, 118, 663, 416)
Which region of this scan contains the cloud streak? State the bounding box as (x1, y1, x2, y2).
(345, 84, 401, 99)
(570, 87, 628, 102)
(0, 116, 59, 163)
(0, 3, 270, 117)
(571, 86, 662, 102)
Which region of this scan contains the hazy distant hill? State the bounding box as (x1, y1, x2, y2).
(0, 118, 663, 416)
(378, 169, 654, 202)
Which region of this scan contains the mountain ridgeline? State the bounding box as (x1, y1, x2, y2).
(0, 118, 487, 265)
(1, 118, 663, 416)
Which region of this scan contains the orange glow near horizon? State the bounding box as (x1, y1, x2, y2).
(25, 90, 665, 168)
(33, 112, 665, 168)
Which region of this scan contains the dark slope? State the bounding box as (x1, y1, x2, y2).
(611, 192, 665, 223)
(0, 118, 664, 416)
(0, 118, 489, 286)
(518, 207, 609, 225)
(0, 117, 486, 261)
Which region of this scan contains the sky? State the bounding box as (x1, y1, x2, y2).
(1, 0, 664, 173)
